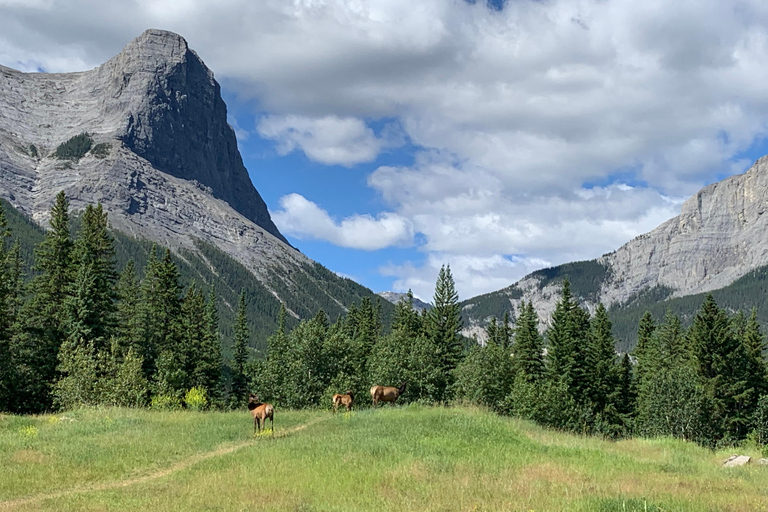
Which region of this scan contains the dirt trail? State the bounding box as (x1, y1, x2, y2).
(0, 417, 325, 510)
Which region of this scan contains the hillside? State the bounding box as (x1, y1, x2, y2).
(1, 198, 391, 356)
(0, 29, 391, 333)
(462, 157, 768, 346)
(2, 406, 766, 511)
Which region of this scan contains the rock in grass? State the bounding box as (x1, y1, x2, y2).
(723, 455, 751, 467)
(758, 458, 768, 466)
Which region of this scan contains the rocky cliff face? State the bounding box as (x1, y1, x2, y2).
(462, 157, 768, 333)
(0, 29, 285, 244)
(0, 29, 354, 314)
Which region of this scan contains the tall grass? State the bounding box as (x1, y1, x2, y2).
(2, 406, 768, 511)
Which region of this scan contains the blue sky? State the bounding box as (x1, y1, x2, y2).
(4, 0, 768, 301)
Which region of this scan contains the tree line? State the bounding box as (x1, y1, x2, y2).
(0, 192, 239, 413)
(253, 272, 768, 449)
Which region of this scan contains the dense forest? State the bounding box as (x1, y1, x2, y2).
(255, 274, 768, 450)
(4, 193, 768, 452)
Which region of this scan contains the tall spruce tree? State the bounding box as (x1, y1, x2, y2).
(0, 204, 15, 411)
(632, 311, 657, 388)
(150, 249, 185, 396)
(392, 290, 422, 337)
(198, 288, 223, 403)
(114, 261, 142, 358)
(71, 203, 117, 349)
(182, 284, 207, 393)
(511, 301, 544, 382)
(231, 290, 250, 406)
(586, 303, 619, 414)
(425, 264, 463, 400)
(17, 191, 73, 411)
(742, 309, 767, 423)
(688, 294, 750, 442)
(546, 279, 590, 402)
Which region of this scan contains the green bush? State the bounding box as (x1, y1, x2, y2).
(151, 393, 183, 410)
(753, 395, 768, 453)
(90, 142, 110, 159)
(54, 132, 93, 161)
(184, 387, 208, 411)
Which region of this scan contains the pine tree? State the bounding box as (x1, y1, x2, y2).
(182, 284, 207, 394)
(742, 308, 767, 424)
(231, 290, 250, 406)
(114, 261, 142, 358)
(71, 203, 117, 350)
(511, 301, 544, 382)
(0, 204, 15, 411)
(632, 311, 657, 388)
(198, 288, 223, 403)
(616, 353, 636, 417)
(17, 191, 73, 411)
(586, 303, 618, 414)
(425, 265, 463, 400)
(392, 290, 422, 337)
(688, 294, 750, 441)
(546, 279, 590, 402)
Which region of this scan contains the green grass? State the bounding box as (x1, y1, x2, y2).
(2, 406, 768, 511)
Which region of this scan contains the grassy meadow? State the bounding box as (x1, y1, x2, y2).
(1, 405, 768, 511)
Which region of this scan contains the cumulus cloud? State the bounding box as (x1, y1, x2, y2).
(256, 115, 396, 166)
(271, 193, 414, 250)
(3, 0, 768, 296)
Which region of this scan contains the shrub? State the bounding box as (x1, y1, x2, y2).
(184, 387, 209, 411)
(151, 393, 183, 410)
(54, 132, 93, 161)
(753, 395, 768, 453)
(90, 142, 110, 159)
(28, 144, 38, 158)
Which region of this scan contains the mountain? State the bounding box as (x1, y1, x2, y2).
(462, 157, 768, 346)
(0, 29, 392, 348)
(377, 291, 432, 312)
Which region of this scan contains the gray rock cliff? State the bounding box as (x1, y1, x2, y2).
(462, 157, 768, 335)
(0, 29, 345, 313)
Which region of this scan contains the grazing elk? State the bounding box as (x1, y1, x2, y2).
(332, 390, 354, 413)
(247, 393, 274, 435)
(370, 382, 406, 407)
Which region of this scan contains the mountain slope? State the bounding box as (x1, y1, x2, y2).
(462, 157, 768, 345)
(0, 29, 391, 332)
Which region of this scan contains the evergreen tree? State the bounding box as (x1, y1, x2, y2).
(616, 353, 636, 417)
(71, 203, 117, 349)
(742, 309, 767, 424)
(114, 261, 142, 358)
(231, 290, 250, 406)
(198, 288, 223, 403)
(0, 205, 16, 411)
(17, 191, 73, 411)
(586, 303, 619, 415)
(546, 279, 590, 402)
(425, 265, 463, 400)
(392, 290, 422, 337)
(633, 311, 657, 387)
(688, 294, 751, 442)
(182, 284, 207, 393)
(511, 301, 544, 382)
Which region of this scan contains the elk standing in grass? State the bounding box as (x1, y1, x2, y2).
(248, 394, 274, 435)
(332, 390, 354, 413)
(370, 382, 406, 407)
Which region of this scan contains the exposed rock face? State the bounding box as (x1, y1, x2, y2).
(0, 29, 345, 311)
(462, 157, 768, 334)
(377, 291, 432, 312)
(0, 29, 285, 244)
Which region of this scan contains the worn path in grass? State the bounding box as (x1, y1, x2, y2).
(0, 415, 327, 510)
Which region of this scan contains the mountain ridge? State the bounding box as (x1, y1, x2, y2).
(462, 156, 768, 343)
(0, 29, 387, 326)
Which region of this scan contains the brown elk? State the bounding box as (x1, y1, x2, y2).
(247, 394, 274, 435)
(332, 390, 354, 413)
(370, 382, 406, 407)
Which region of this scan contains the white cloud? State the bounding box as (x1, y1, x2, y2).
(256, 115, 395, 166)
(3, 0, 768, 296)
(271, 193, 413, 250)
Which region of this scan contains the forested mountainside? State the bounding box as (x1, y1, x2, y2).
(3, 198, 392, 356)
(0, 29, 389, 336)
(462, 156, 768, 348)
